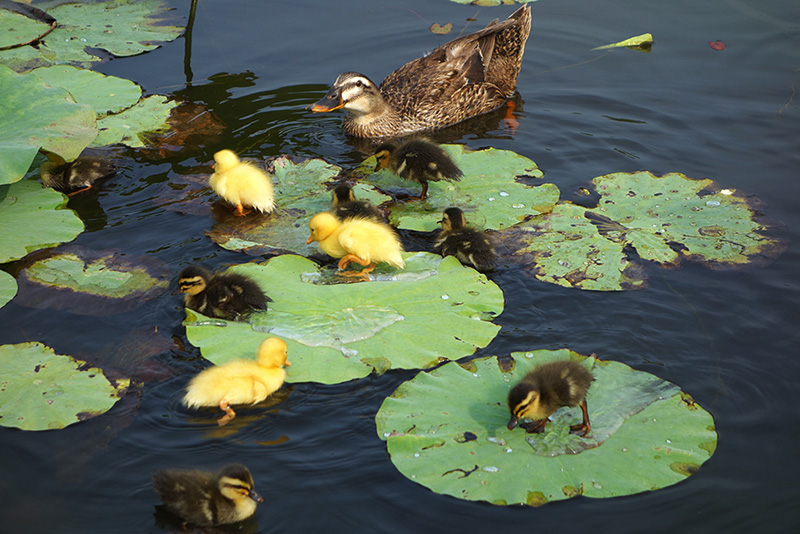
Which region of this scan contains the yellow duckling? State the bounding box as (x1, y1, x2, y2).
(306, 211, 404, 276)
(177, 265, 271, 321)
(152, 463, 263, 527)
(434, 207, 497, 272)
(331, 184, 384, 223)
(183, 337, 290, 426)
(374, 139, 462, 200)
(209, 149, 275, 216)
(507, 360, 594, 436)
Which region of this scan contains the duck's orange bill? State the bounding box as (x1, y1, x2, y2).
(309, 94, 345, 112)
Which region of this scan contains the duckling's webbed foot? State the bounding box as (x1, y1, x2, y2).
(217, 399, 237, 426)
(519, 418, 548, 434)
(235, 203, 252, 217)
(569, 399, 591, 437)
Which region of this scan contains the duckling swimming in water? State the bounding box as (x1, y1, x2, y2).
(152, 463, 263, 527)
(183, 337, 290, 425)
(309, 5, 532, 137)
(40, 155, 115, 195)
(177, 265, 271, 321)
(507, 360, 594, 436)
(209, 149, 275, 216)
(374, 139, 462, 200)
(331, 184, 384, 223)
(306, 211, 404, 277)
(434, 207, 497, 272)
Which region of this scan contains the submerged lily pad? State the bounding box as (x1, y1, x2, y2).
(0, 65, 96, 185)
(506, 171, 785, 290)
(208, 156, 391, 256)
(376, 349, 716, 505)
(184, 253, 503, 384)
(14, 245, 170, 316)
(356, 145, 558, 232)
(92, 94, 177, 148)
(0, 271, 17, 309)
(0, 0, 183, 71)
(0, 180, 84, 263)
(0, 342, 130, 431)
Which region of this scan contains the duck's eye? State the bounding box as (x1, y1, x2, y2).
(355, 80, 363, 88)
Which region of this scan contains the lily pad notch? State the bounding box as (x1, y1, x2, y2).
(376, 349, 716, 505)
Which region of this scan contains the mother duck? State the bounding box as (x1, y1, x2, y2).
(310, 5, 532, 138)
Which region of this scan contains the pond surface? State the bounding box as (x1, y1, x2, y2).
(2, 0, 799, 532)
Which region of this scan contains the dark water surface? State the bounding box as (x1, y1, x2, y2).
(2, 0, 799, 532)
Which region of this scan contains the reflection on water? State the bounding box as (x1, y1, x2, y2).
(1, 0, 799, 533)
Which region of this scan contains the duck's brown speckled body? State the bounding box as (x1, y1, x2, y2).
(310, 5, 531, 138)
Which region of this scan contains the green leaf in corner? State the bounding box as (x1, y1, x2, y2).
(0, 342, 130, 431)
(0, 271, 17, 309)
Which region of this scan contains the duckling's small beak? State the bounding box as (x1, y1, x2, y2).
(306, 235, 314, 245)
(309, 92, 345, 112)
(506, 415, 520, 431)
(248, 489, 264, 503)
(284, 359, 291, 367)
(437, 218, 445, 226)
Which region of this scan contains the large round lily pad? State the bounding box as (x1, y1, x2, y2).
(505, 171, 785, 290)
(355, 144, 559, 232)
(208, 156, 391, 256)
(184, 253, 504, 384)
(0, 65, 96, 185)
(0, 180, 84, 263)
(376, 349, 716, 505)
(0, 0, 183, 71)
(14, 246, 170, 316)
(31, 65, 143, 116)
(0, 342, 130, 431)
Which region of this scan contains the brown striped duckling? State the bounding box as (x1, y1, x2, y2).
(209, 149, 275, 216)
(434, 207, 497, 272)
(507, 360, 594, 436)
(309, 6, 531, 137)
(152, 463, 263, 527)
(374, 139, 462, 200)
(331, 184, 384, 223)
(177, 265, 271, 321)
(183, 337, 290, 426)
(40, 155, 115, 195)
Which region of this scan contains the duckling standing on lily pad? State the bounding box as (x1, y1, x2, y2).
(152, 463, 263, 527)
(331, 184, 384, 223)
(177, 265, 271, 321)
(374, 139, 462, 200)
(306, 211, 404, 277)
(434, 207, 497, 272)
(507, 360, 594, 437)
(209, 149, 275, 216)
(183, 337, 290, 426)
(309, 5, 531, 137)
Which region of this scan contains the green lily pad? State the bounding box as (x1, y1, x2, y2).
(0, 270, 17, 309)
(0, 180, 84, 263)
(355, 145, 558, 232)
(184, 253, 504, 384)
(592, 33, 654, 51)
(31, 65, 143, 116)
(376, 349, 716, 505)
(0, 0, 183, 71)
(91, 94, 178, 148)
(0, 65, 96, 185)
(14, 246, 170, 316)
(0, 342, 130, 431)
(506, 171, 785, 290)
(504, 202, 648, 291)
(208, 156, 391, 256)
